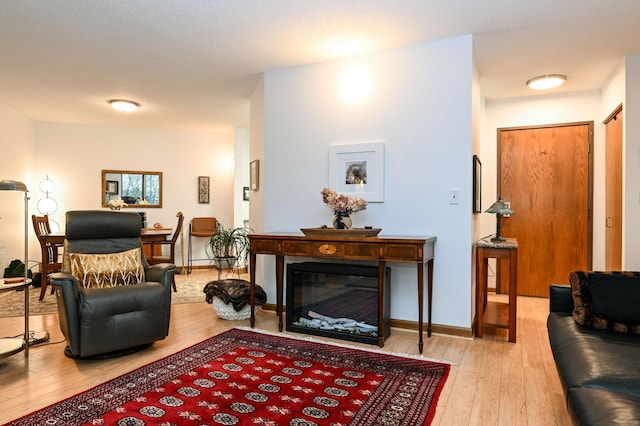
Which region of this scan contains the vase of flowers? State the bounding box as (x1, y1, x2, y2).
(108, 199, 127, 211)
(321, 187, 367, 229)
(333, 211, 352, 229)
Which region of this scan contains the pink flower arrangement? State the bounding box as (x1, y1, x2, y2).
(321, 187, 367, 214)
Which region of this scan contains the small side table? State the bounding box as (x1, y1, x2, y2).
(475, 238, 518, 343)
(0, 278, 31, 359)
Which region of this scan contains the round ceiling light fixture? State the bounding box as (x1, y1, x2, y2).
(526, 74, 567, 90)
(108, 99, 140, 112)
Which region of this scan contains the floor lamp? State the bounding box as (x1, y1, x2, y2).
(0, 179, 49, 358)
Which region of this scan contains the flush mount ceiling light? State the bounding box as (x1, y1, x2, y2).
(108, 99, 140, 112)
(526, 74, 567, 90)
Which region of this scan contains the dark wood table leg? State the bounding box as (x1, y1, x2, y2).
(377, 260, 386, 348)
(275, 254, 284, 332)
(39, 246, 48, 301)
(417, 262, 424, 353)
(475, 247, 486, 338)
(509, 249, 518, 343)
(249, 252, 256, 328)
(427, 258, 434, 339)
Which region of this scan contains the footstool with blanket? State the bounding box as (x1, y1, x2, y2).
(203, 279, 267, 320)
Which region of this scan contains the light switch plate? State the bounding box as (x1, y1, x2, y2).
(449, 189, 460, 205)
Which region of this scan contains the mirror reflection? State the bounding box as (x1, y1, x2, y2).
(102, 170, 163, 208)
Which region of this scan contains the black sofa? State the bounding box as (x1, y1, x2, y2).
(547, 271, 640, 425)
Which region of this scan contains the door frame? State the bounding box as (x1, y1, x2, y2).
(603, 104, 623, 270)
(496, 121, 594, 290)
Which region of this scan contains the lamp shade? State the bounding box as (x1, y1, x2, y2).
(485, 199, 514, 216)
(0, 179, 28, 192)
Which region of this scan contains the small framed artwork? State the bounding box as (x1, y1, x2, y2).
(243, 186, 250, 201)
(329, 141, 384, 202)
(250, 160, 259, 190)
(198, 176, 210, 204)
(105, 180, 118, 195)
(473, 155, 482, 213)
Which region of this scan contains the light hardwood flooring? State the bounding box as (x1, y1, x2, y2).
(0, 271, 571, 425)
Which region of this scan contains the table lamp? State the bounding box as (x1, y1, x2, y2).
(485, 198, 514, 242)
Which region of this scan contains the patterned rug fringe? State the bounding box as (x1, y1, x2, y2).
(235, 326, 454, 365)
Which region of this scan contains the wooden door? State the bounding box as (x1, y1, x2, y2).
(604, 105, 623, 270)
(498, 123, 592, 297)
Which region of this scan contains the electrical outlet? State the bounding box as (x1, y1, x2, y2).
(449, 189, 460, 205)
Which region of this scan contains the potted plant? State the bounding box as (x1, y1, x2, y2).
(206, 224, 252, 269)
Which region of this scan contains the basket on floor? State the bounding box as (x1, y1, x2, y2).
(211, 297, 252, 320)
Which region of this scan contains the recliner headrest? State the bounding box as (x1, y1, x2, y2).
(65, 210, 142, 240)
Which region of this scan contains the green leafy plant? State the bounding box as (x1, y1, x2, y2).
(206, 225, 252, 266)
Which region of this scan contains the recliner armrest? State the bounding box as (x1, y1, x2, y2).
(50, 272, 83, 356)
(146, 263, 176, 286)
(50, 272, 81, 307)
(550, 284, 573, 313)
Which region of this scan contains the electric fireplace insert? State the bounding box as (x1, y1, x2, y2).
(286, 262, 390, 345)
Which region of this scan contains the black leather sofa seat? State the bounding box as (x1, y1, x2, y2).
(548, 283, 640, 425)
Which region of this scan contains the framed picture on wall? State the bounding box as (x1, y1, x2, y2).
(243, 186, 250, 201)
(198, 176, 210, 204)
(473, 155, 482, 213)
(250, 160, 259, 190)
(105, 180, 118, 195)
(329, 141, 384, 202)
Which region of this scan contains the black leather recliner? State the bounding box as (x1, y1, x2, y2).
(51, 210, 176, 359)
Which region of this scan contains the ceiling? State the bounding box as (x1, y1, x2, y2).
(1, 1, 639, 133)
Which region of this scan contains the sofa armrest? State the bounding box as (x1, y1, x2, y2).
(550, 284, 573, 313)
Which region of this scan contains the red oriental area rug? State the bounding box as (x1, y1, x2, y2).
(7, 328, 450, 426)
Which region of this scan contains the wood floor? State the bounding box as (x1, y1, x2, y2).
(0, 271, 571, 425)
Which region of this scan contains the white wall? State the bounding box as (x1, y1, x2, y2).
(249, 77, 265, 234)
(0, 100, 35, 268)
(33, 122, 234, 268)
(623, 54, 640, 269)
(233, 127, 250, 229)
(471, 53, 483, 320)
(483, 91, 606, 271)
(259, 36, 475, 329)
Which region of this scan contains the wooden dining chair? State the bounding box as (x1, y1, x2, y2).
(187, 217, 219, 273)
(32, 215, 63, 301)
(146, 212, 183, 292)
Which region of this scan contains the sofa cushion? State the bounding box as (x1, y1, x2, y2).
(567, 387, 640, 426)
(570, 271, 640, 334)
(70, 248, 144, 289)
(548, 313, 640, 398)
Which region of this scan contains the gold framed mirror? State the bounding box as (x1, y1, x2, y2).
(101, 170, 163, 208)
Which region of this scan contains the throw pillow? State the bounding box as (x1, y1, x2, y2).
(70, 248, 144, 289)
(571, 271, 640, 334)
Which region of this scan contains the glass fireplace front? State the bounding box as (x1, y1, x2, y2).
(286, 262, 390, 345)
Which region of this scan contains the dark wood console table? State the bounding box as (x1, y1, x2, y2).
(248, 233, 436, 353)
